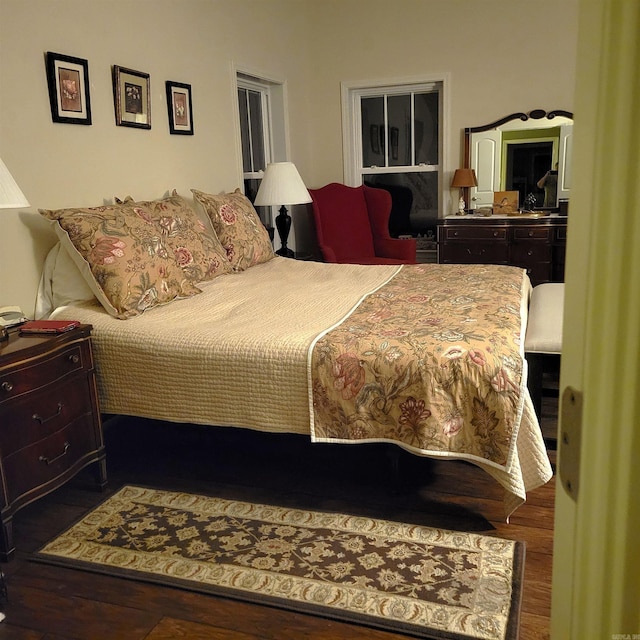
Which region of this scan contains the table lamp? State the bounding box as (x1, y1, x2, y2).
(450, 168, 478, 215)
(1, 156, 30, 342)
(254, 162, 311, 257)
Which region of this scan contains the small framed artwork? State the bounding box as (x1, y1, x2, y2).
(493, 190, 519, 214)
(45, 52, 92, 125)
(166, 81, 194, 135)
(112, 65, 151, 129)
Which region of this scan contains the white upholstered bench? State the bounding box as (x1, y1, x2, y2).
(524, 283, 564, 419)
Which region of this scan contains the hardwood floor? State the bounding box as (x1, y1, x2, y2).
(0, 391, 558, 639)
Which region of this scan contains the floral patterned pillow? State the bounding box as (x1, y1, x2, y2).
(191, 188, 274, 272)
(39, 201, 227, 319)
(114, 193, 231, 283)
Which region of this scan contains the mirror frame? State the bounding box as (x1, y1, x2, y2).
(462, 109, 573, 211)
(463, 108, 573, 166)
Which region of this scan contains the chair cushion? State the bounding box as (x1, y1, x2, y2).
(524, 283, 564, 354)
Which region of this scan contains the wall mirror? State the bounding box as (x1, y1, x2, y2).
(464, 109, 573, 211)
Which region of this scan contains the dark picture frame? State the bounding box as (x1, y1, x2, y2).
(112, 65, 151, 129)
(166, 81, 194, 135)
(45, 52, 92, 125)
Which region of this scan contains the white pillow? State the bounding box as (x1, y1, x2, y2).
(35, 243, 96, 319)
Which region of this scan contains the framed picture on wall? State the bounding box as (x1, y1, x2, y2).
(45, 52, 92, 125)
(112, 65, 151, 129)
(166, 81, 194, 135)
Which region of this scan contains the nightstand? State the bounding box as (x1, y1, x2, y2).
(0, 324, 107, 561)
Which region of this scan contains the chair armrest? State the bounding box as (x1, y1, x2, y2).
(318, 242, 338, 262)
(374, 237, 417, 263)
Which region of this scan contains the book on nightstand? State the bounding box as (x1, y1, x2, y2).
(19, 320, 81, 335)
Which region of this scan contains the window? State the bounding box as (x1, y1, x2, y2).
(237, 76, 272, 226)
(343, 79, 446, 238)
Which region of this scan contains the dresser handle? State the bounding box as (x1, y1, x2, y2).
(1, 381, 13, 393)
(39, 442, 70, 465)
(68, 354, 80, 364)
(33, 402, 63, 424)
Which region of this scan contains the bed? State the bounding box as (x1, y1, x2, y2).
(37, 189, 553, 520)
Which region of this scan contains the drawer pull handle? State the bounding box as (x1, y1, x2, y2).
(1, 381, 13, 393)
(68, 354, 80, 364)
(33, 402, 63, 425)
(528, 250, 534, 256)
(493, 231, 499, 237)
(39, 442, 70, 465)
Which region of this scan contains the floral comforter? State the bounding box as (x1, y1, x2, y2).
(310, 263, 530, 474)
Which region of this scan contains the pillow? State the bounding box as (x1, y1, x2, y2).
(114, 193, 231, 283)
(39, 203, 209, 319)
(35, 243, 96, 319)
(191, 188, 274, 271)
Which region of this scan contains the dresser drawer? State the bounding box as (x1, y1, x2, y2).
(0, 342, 87, 404)
(3, 414, 99, 505)
(512, 227, 551, 240)
(443, 226, 507, 240)
(0, 375, 94, 456)
(441, 243, 509, 264)
(510, 242, 552, 263)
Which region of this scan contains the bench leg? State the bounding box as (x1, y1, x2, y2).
(526, 353, 544, 420)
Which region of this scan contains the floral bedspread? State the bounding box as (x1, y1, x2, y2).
(310, 263, 530, 472)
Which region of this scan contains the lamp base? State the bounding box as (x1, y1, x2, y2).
(275, 247, 295, 258)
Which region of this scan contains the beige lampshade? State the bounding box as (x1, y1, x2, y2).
(450, 168, 478, 188)
(0, 157, 29, 209)
(254, 162, 312, 207)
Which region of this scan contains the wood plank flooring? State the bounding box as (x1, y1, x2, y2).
(0, 389, 558, 639)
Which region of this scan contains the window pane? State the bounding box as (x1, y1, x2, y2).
(365, 172, 439, 237)
(248, 90, 265, 172)
(244, 178, 273, 239)
(387, 94, 412, 167)
(237, 89, 251, 173)
(361, 96, 384, 168)
(414, 92, 439, 165)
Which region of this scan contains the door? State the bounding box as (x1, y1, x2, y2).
(469, 128, 501, 209)
(551, 0, 640, 637)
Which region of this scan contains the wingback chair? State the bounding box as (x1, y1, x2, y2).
(308, 183, 416, 264)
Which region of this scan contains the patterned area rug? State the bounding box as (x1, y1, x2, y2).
(35, 486, 524, 640)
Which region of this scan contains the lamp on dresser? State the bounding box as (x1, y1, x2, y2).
(0, 156, 30, 342)
(254, 162, 312, 257)
(450, 168, 477, 215)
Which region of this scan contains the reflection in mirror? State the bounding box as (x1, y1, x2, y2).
(465, 109, 573, 211)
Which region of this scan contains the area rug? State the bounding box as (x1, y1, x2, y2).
(35, 485, 525, 640)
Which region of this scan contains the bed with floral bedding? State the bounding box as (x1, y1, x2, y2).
(37, 188, 552, 519)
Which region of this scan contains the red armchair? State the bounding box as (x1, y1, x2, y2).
(309, 183, 416, 264)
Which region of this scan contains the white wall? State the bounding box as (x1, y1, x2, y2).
(0, 0, 578, 316)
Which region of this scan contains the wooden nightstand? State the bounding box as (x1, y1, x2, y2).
(0, 324, 107, 561)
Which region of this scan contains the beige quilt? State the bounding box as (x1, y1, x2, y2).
(52, 257, 552, 518)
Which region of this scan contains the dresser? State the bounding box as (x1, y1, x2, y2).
(437, 215, 567, 285)
(0, 325, 107, 560)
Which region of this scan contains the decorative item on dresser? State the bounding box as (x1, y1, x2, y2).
(437, 216, 567, 286)
(0, 324, 107, 561)
(450, 168, 478, 215)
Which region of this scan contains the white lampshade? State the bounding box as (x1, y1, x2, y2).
(0, 157, 29, 209)
(254, 162, 311, 207)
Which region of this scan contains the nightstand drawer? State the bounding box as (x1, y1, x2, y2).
(0, 375, 94, 455)
(0, 343, 86, 404)
(3, 414, 98, 505)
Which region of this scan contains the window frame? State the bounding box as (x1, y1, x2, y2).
(237, 76, 273, 179)
(341, 75, 450, 216)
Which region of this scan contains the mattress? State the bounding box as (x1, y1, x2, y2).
(51, 256, 552, 517)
